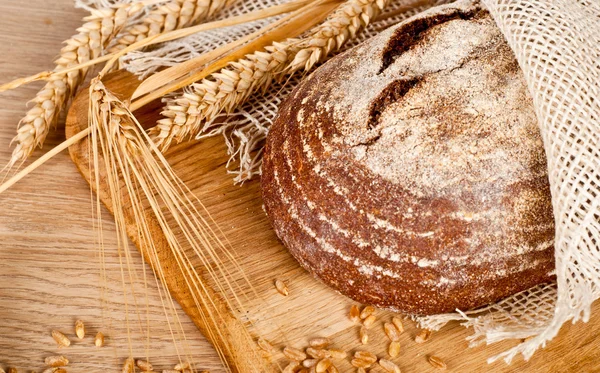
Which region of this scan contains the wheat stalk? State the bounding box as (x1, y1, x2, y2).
(9, 0, 235, 169)
(87, 78, 268, 372)
(108, 0, 236, 53)
(151, 0, 389, 150)
(8, 3, 146, 168)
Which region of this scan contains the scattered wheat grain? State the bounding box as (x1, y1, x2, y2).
(360, 325, 368, 344)
(388, 341, 400, 358)
(303, 359, 318, 368)
(363, 314, 376, 328)
(7, 369, 16, 373)
(309, 337, 331, 349)
(349, 305, 360, 323)
(391, 317, 404, 334)
(45, 356, 69, 367)
(415, 329, 431, 344)
(384, 322, 401, 341)
(74, 320, 85, 339)
(316, 359, 332, 372)
(360, 306, 375, 319)
(137, 360, 153, 371)
(428, 356, 447, 370)
(306, 347, 331, 359)
(51, 330, 70, 348)
(94, 332, 105, 347)
(354, 351, 377, 363)
(122, 357, 134, 373)
(379, 358, 401, 373)
(350, 358, 372, 369)
(327, 365, 339, 373)
(275, 279, 289, 296)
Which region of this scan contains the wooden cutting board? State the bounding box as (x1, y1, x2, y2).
(65, 70, 600, 373)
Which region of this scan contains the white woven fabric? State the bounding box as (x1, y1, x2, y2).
(90, 0, 600, 363)
(459, 0, 599, 362)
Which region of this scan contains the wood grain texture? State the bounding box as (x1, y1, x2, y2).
(0, 1, 223, 372)
(1, 1, 600, 373)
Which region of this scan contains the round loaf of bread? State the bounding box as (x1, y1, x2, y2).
(261, 0, 555, 315)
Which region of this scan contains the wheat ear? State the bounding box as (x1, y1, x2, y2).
(9, 0, 235, 168)
(152, 0, 389, 150)
(108, 0, 236, 53)
(8, 3, 145, 168)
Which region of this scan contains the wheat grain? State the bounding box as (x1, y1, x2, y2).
(359, 325, 369, 345)
(306, 348, 331, 359)
(302, 359, 319, 368)
(109, 0, 234, 53)
(391, 316, 404, 334)
(275, 279, 289, 296)
(122, 357, 135, 373)
(6, 369, 16, 373)
(303, 359, 318, 368)
(415, 329, 431, 344)
(350, 358, 373, 369)
(363, 314, 376, 328)
(75, 319, 85, 339)
(388, 341, 400, 358)
(94, 331, 105, 347)
(378, 359, 401, 373)
(327, 365, 339, 373)
(45, 356, 69, 367)
(384, 322, 401, 341)
(315, 359, 332, 372)
(428, 356, 447, 370)
(137, 360, 154, 371)
(8, 3, 145, 168)
(309, 337, 331, 349)
(51, 330, 71, 348)
(0, 367, 5, 373)
(349, 305, 360, 322)
(359, 306, 375, 319)
(354, 351, 377, 363)
(153, 0, 390, 150)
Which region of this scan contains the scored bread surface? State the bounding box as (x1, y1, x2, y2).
(261, 0, 555, 315)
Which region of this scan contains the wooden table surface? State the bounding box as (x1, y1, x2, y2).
(3, 1, 600, 373)
(0, 1, 223, 371)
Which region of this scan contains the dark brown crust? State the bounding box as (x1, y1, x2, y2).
(261, 0, 555, 315)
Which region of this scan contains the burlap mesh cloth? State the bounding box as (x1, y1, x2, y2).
(80, 0, 600, 363)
